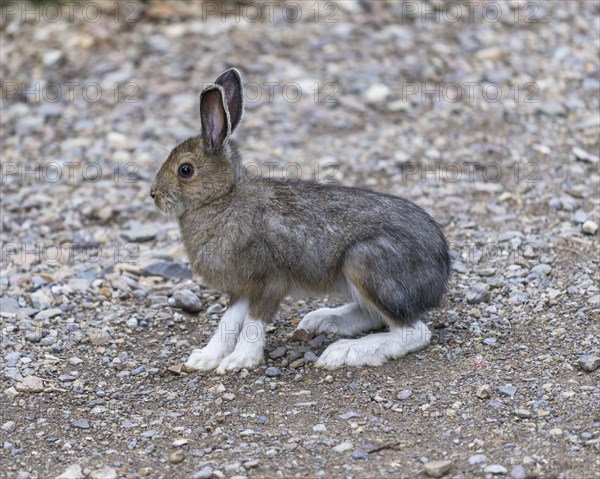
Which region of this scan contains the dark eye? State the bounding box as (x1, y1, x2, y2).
(178, 163, 194, 178)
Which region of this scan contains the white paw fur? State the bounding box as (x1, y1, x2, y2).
(184, 299, 249, 371)
(298, 303, 385, 337)
(315, 321, 432, 369)
(216, 317, 265, 374)
(185, 345, 225, 371)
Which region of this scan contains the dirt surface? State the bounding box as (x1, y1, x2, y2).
(1, 1, 599, 478)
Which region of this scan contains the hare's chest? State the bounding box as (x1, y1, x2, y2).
(179, 224, 239, 283)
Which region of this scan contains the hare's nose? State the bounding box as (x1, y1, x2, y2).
(150, 188, 156, 199)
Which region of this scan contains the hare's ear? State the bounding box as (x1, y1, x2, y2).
(214, 68, 244, 132)
(200, 85, 230, 152)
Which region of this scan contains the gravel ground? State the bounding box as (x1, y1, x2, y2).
(1, 1, 599, 478)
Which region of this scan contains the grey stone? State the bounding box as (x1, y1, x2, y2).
(34, 308, 63, 320)
(142, 261, 192, 280)
(0, 297, 20, 314)
(468, 454, 487, 465)
(578, 355, 600, 372)
(25, 331, 43, 342)
(15, 376, 44, 393)
(1, 421, 16, 432)
(304, 351, 319, 362)
(243, 459, 259, 469)
(206, 303, 223, 314)
(424, 460, 453, 477)
(30, 290, 53, 310)
(339, 411, 360, 420)
(573, 210, 588, 224)
(511, 465, 526, 479)
(484, 464, 508, 475)
(352, 449, 369, 460)
(190, 466, 213, 479)
(307, 333, 327, 348)
(170, 289, 202, 313)
(88, 468, 117, 479)
(514, 408, 532, 418)
(5, 352, 20, 367)
(332, 441, 353, 453)
(537, 101, 566, 116)
(531, 264, 552, 277)
(467, 283, 490, 304)
(55, 464, 84, 479)
(265, 367, 281, 377)
(499, 385, 517, 396)
(397, 389, 412, 400)
(71, 419, 90, 429)
(122, 222, 159, 242)
(572, 146, 599, 164)
(268, 346, 287, 359)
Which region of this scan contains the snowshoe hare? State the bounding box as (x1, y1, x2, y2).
(150, 68, 450, 373)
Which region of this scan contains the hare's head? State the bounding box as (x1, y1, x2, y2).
(151, 68, 244, 216)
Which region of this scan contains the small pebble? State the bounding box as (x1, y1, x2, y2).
(243, 459, 259, 469)
(268, 346, 287, 359)
(578, 355, 600, 372)
(1, 421, 16, 432)
(498, 385, 518, 396)
(55, 464, 84, 479)
(88, 468, 117, 479)
(514, 408, 532, 418)
(206, 303, 223, 315)
(71, 419, 90, 429)
(511, 465, 526, 479)
(484, 464, 508, 475)
(582, 220, 598, 235)
(468, 454, 487, 465)
(15, 376, 44, 393)
(190, 466, 213, 479)
(170, 289, 202, 313)
(476, 385, 491, 399)
(304, 351, 318, 362)
(265, 367, 281, 377)
(332, 442, 353, 453)
(397, 389, 412, 400)
(169, 450, 185, 464)
(424, 460, 453, 477)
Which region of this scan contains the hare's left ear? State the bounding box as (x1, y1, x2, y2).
(214, 68, 244, 132)
(199, 84, 230, 152)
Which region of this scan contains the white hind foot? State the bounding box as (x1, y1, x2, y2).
(297, 303, 385, 337)
(315, 321, 431, 369)
(184, 300, 249, 371)
(216, 317, 266, 374)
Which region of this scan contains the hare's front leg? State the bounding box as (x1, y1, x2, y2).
(184, 299, 249, 371)
(215, 297, 278, 374)
(215, 316, 266, 374)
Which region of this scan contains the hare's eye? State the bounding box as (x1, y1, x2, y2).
(178, 163, 194, 178)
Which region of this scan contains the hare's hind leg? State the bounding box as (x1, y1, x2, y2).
(315, 321, 431, 369)
(297, 301, 385, 337)
(315, 243, 434, 369)
(185, 299, 249, 371)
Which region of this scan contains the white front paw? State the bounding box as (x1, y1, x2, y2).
(184, 346, 226, 371)
(215, 348, 264, 374)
